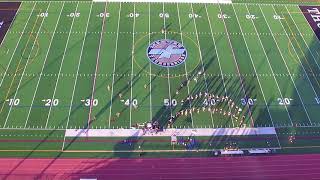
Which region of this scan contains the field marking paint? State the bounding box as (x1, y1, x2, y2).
(231, 4, 281, 147)
(244, 4, 294, 126)
(190, 4, 215, 128)
(0, 2, 22, 48)
(6, 30, 317, 37)
(279, 8, 320, 92)
(270, 6, 312, 124)
(205, 4, 234, 128)
(148, 2, 152, 122)
(0, 147, 282, 153)
(259, 5, 312, 125)
(285, 5, 320, 97)
(4, 3, 51, 128)
(5, 124, 320, 131)
(108, 3, 122, 128)
(87, 1, 108, 130)
(129, 3, 136, 128)
(92, 0, 232, 3)
(25, 3, 65, 128)
(2, 72, 320, 78)
(287, 6, 320, 74)
(0, 3, 37, 88)
(217, 2, 254, 127)
(66, 127, 277, 136)
(0, 3, 45, 119)
(163, 2, 173, 118)
(269, 6, 320, 100)
(291, 5, 320, 47)
(176, 3, 194, 127)
(45, 2, 79, 128)
(63, 2, 94, 150)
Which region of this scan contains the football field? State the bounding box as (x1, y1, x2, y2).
(0, 0, 320, 156)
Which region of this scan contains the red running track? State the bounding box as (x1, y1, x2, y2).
(1, 154, 320, 180)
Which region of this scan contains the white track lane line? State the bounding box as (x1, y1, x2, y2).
(45, 2, 79, 128)
(4, 3, 51, 128)
(62, 2, 94, 150)
(24, 2, 66, 128)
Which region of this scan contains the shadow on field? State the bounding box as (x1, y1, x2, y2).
(6, 4, 320, 180)
(277, 12, 320, 127)
(253, 8, 320, 128)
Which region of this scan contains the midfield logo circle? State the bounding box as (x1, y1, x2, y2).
(147, 39, 187, 68)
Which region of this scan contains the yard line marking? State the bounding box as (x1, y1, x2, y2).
(270, 7, 320, 100)
(176, 3, 194, 127)
(148, 2, 152, 122)
(2, 72, 320, 77)
(129, 3, 136, 127)
(63, 2, 94, 150)
(263, 5, 315, 125)
(0, 3, 36, 88)
(108, 3, 122, 128)
(279, 13, 320, 91)
(232, 4, 281, 147)
(24, 2, 65, 128)
(0, 3, 44, 117)
(287, 6, 320, 74)
(244, 4, 294, 126)
(205, 4, 234, 128)
(4, 3, 51, 128)
(217, 2, 254, 127)
(163, 2, 173, 118)
(190, 4, 215, 128)
(0, 127, 66, 131)
(283, 6, 320, 90)
(87, 1, 108, 130)
(6, 30, 316, 36)
(45, 2, 79, 128)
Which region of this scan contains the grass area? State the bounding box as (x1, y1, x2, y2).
(1, 0, 320, 5)
(233, 0, 320, 5)
(0, 1, 319, 157)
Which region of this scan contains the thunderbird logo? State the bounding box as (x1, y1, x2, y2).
(147, 39, 187, 67)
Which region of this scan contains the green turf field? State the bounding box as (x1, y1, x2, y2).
(0, 0, 320, 157)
